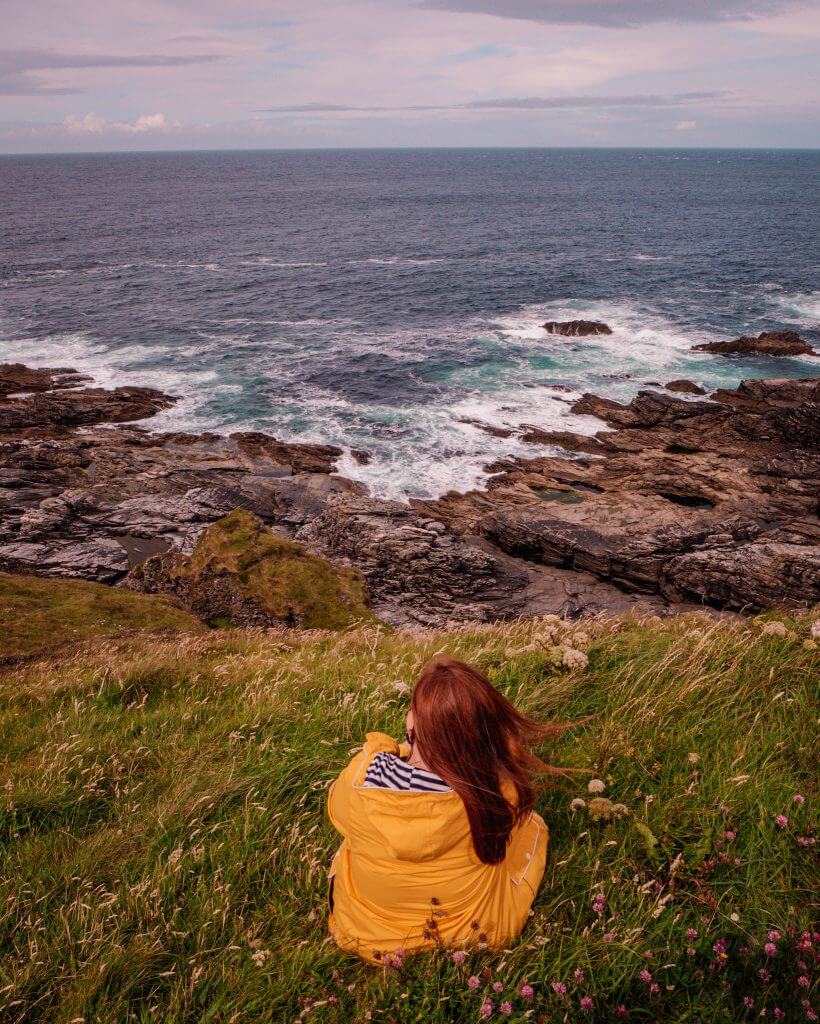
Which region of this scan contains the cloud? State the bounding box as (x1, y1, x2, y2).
(676, 119, 697, 129)
(260, 91, 726, 114)
(0, 48, 220, 96)
(420, 0, 804, 29)
(63, 111, 181, 134)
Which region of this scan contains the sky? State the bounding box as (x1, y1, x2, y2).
(1, 0, 819, 152)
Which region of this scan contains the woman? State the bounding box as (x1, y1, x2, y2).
(327, 656, 563, 963)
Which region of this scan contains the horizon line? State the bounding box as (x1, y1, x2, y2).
(2, 143, 819, 158)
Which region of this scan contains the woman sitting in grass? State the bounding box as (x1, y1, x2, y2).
(327, 656, 563, 963)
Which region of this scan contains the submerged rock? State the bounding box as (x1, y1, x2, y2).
(693, 330, 816, 358)
(542, 319, 613, 337)
(125, 509, 372, 629)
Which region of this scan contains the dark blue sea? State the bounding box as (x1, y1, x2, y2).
(1, 148, 818, 497)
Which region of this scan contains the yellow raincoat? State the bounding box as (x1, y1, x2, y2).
(327, 733, 548, 963)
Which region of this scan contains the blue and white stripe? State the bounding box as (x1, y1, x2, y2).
(364, 752, 451, 793)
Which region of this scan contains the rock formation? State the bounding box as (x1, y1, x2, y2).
(542, 320, 612, 337)
(694, 330, 816, 358)
(127, 509, 371, 629)
(420, 379, 820, 612)
(1, 362, 817, 623)
(666, 379, 706, 395)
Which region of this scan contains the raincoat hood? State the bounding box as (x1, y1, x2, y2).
(337, 733, 472, 863)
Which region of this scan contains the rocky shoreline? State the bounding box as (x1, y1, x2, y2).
(0, 361, 817, 626)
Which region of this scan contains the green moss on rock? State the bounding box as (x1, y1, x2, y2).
(127, 509, 372, 630)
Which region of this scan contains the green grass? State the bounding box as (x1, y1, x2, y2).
(0, 573, 204, 659)
(0, 611, 816, 1023)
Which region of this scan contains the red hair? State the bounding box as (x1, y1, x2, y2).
(410, 656, 565, 865)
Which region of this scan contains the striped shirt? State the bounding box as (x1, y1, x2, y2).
(364, 752, 451, 793)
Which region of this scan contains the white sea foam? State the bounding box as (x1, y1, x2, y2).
(490, 299, 700, 368)
(1, 292, 809, 502)
(767, 290, 820, 323)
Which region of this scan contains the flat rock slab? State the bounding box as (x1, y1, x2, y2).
(694, 330, 816, 358)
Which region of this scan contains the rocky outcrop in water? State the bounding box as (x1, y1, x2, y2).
(0, 378, 175, 431)
(542, 319, 612, 337)
(421, 379, 820, 611)
(0, 363, 92, 398)
(694, 330, 816, 358)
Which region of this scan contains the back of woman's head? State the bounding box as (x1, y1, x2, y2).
(410, 656, 563, 865)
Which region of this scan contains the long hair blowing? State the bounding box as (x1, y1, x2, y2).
(410, 656, 566, 865)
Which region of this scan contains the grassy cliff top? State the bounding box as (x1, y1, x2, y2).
(0, 572, 203, 659)
(0, 609, 817, 1022)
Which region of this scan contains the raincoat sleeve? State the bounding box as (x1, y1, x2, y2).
(327, 733, 403, 838)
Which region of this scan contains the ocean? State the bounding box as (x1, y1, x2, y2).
(1, 147, 818, 498)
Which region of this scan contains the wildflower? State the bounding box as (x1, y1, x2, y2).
(580, 996, 594, 1012)
(774, 1010, 785, 1021)
(794, 794, 806, 804)
(500, 1002, 512, 1016)
(644, 951, 654, 960)
(552, 981, 567, 996)
(588, 796, 615, 822)
(250, 949, 271, 967)
(764, 943, 777, 956)
(687, 947, 697, 956)
(562, 648, 589, 670)
(616, 1007, 629, 1018)
(797, 975, 810, 988)
(687, 752, 700, 765)
(482, 967, 493, 980)
(687, 928, 698, 940)
(744, 996, 755, 1008)
(468, 976, 480, 990)
(479, 998, 494, 1019)
(592, 893, 606, 914)
(612, 803, 629, 818)
(775, 815, 788, 828)
(452, 950, 466, 964)
(519, 983, 534, 1000)
(759, 968, 771, 982)
(588, 779, 606, 794)
(797, 836, 816, 846)
(573, 968, 585, 983)
(492, 981, 504, 993)
(603, 933, 614, 943)
(570, 797, 587, 813)
(649, 984, 660, 997)
(806, 1009, 817, 1023)
(723, 830, 736, 840)
(639, 970, 652, 983)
